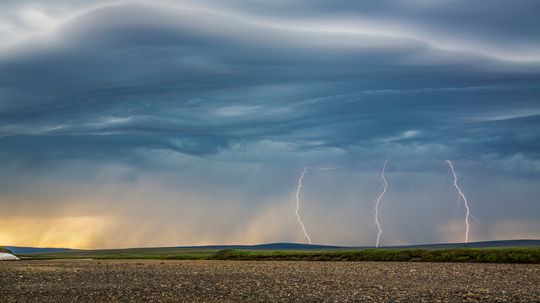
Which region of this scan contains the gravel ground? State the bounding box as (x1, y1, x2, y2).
(0, 260, 538, 302)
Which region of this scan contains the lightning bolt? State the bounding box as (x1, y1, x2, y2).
(295, 166, 339, 244)
(295, 167, 312, 244)
(374, 160, 389, 248)
(446, 160, 471, 243)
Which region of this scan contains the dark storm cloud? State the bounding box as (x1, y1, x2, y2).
(1, 1, 539, 247)
(1, 1, 539, 167)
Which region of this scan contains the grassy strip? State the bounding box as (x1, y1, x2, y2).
(19, 248, 540, 263)
(0, 246, 12, 253)
(20, 252, 215, 261)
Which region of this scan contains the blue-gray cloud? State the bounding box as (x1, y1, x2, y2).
(0, 1, 539, 247)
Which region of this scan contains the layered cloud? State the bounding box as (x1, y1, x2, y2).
(0, 1, 539, 248)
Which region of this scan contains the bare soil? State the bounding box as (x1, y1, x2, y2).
(1, 260, 538, 302)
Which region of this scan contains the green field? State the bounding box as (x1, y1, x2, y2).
(16, 247, 540, 263)
(0, 246, 12, 253)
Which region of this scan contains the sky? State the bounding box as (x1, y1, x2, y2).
(0, 0, 539, 249)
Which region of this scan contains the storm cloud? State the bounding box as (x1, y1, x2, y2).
(0, 1, 539, 248)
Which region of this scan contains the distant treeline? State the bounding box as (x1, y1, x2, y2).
(204, 248, 540, 263)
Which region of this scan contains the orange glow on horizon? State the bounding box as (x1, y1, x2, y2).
(0, 216, 111, 249)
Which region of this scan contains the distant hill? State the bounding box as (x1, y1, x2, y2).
(8, 243, 344, 255)
(177, 242, 345, 251)
(386, 239, 540, 249)
(6, 246, 72, 255)
(8, 239, 540, 255)
(180, 239, 540, 250)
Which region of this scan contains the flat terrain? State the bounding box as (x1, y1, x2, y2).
(14, 247, 540, 263)
(1, 260, 538, 302)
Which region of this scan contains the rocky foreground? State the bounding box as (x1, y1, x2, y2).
(0, 260, 538, 302)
